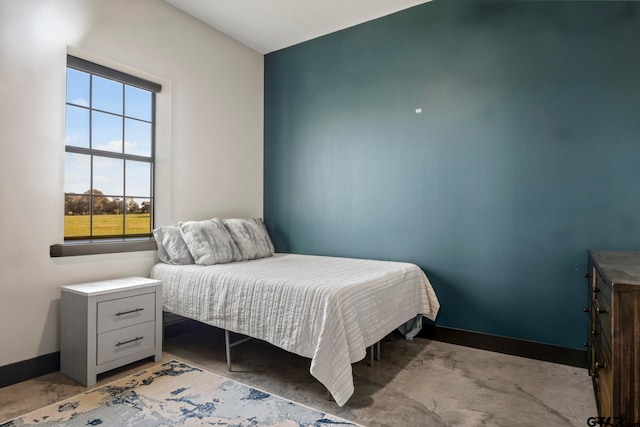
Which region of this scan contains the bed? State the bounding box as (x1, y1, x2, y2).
(150, 219, 440, 406)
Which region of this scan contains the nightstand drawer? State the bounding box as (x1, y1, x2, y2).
(97, 321, 155, 365)
(97, 292, 156, 333)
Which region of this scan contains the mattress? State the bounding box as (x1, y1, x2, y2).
(150, 253, 439, 406)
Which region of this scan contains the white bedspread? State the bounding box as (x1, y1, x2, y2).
(150, 253, 439, 406)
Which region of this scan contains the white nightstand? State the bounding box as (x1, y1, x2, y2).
(60, 277, 162, 386)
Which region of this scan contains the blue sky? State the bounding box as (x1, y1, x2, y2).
(65, 68, 152, 204)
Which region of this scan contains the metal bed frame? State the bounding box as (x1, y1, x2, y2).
(223, 329, 381, 371)
(165, 313, 382, 402)
(164, 313, 383, 372)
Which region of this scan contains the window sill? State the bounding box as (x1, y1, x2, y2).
(50, 238, 157, 257)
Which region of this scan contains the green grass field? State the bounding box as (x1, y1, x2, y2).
(65, 214, 151, 237)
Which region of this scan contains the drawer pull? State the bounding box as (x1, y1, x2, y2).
(583, 307, 591, 313)
(591, 329, 600, 336)
(115, 337, 143, 347)
(595, 361, 607, 370)
(596, 307, 608, 314)
(592, 287, 600, 293)
(115, 308, 144, 316)
(583, 342, 592, 347)
(584, 273, 592, 278)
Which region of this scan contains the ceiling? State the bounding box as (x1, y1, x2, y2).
(164, 0, 432, 54)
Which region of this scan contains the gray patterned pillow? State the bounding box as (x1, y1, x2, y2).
(178, 218, 241, 265)
(222, 218, 275, 261)
(153, 226, 194, 265)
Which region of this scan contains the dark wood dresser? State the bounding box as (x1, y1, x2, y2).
(587, 250, 640, 423)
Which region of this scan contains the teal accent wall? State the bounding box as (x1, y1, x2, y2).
(264, 1, 640, 349)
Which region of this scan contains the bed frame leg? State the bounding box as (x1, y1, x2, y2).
(368, 341, 381, 366)
(225, 329, 232, 372)
(223, 330, 253, 372)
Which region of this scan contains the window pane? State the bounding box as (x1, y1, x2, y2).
(66, 105, 89, 148)
(93, 157, 123, 196)
(64, 195, 91, 237)
(125, 198, 151, 235)
(125, 160, 150, 197)
(66, 68, 89, 107)
(92, 111, 122, 152)
(65, 153, 90, 194)
(92, 75, 122, 114)
(124, 119, 151, 157)
(125, 85, 151, 121)
(92, 198, 124, 236)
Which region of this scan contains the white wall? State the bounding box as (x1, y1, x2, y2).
(0, 0, 264, 367)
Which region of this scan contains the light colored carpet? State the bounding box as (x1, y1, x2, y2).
(0, 360, 359, 426)
(0, 326, 596, 426)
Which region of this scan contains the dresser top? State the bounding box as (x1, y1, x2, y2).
(61, 276, 161, 296)
(589, 250, 640, 289)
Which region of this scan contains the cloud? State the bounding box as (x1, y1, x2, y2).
(94, 139, 137, 152)
(65, 144, 149, 196)
(71, 97, 89, 107)
(124, 141, 137, 151)
(66, 132, 80, 144)
(64, 152, 90, 193)
(94, 139, 121, 152)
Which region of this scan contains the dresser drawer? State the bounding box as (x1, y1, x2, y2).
(97, 321, 155, 365)
(595, 272, 611, 305)
(594, 299, 611, 345)
(97, 292, 155, 333)
(594, 337, 613, 417)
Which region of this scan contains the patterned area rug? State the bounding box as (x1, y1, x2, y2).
(1, 360, 359, 426)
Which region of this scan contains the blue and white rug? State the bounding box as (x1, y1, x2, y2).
(1, 360, 360, 426)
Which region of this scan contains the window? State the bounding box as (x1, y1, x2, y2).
(63, 55, 161, 241)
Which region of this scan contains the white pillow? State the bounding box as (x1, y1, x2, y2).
(152, 226, 194, 265)
(222, 218, 275, 261)
(178, 218, 241, 265)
